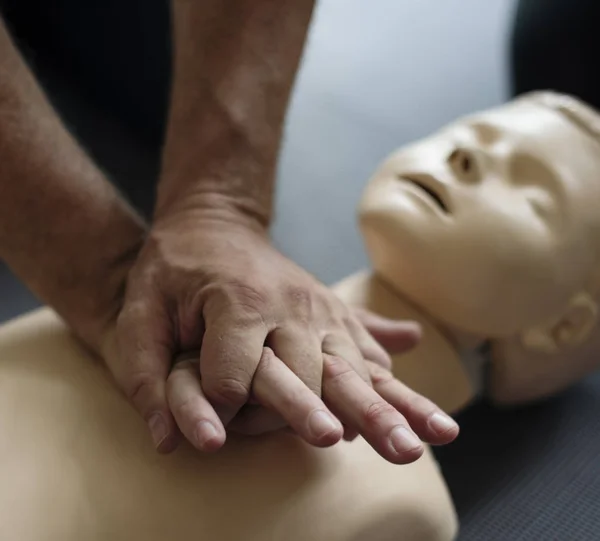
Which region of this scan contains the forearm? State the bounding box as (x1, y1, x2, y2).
(0, 20, 146, 348)
(158, 0, 316, 226)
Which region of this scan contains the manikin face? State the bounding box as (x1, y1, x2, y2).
(359, 98, 600, 337)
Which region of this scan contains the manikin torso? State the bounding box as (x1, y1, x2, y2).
(0, 308, 458, 541)
(2, 90, 600, 541)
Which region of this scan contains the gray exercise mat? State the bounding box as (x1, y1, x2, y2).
(436, 373, 600, 540)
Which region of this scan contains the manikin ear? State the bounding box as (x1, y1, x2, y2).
(520, 293, 598, 354)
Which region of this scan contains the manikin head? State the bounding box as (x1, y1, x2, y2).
(359, 91, 600, 359)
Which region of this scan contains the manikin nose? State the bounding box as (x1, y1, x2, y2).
(447, 148, 479, 183)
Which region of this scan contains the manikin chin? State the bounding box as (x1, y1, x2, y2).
(334, 90, 600, 411)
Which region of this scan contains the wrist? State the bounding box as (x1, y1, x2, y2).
(154, 186, 273, 233)
(11, 202, 148, 355)
(68, 216, 147, 352)
(156, 115, 277, 230)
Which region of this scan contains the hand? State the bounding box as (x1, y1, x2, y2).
(167, 305, 458, 464)
(224, 307, 424, 435)
(105, 210, 459, 463)
(226, 309, 459, 460)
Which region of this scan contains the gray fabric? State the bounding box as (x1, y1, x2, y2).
(436, 375, 600, 540)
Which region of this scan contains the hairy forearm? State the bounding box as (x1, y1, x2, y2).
(0, 20, 146, 348)
(158, 0, 316, 225)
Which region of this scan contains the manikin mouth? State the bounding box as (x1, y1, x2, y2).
(399, 174, 449, 213)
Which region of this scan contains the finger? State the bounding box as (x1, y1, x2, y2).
(322, 332, 371, 384)
(352, 308, 422, 355)
(322, 353, 424, 464)
(345, 315, 394, 370)
(268, 326, 323, 395)
(114, 302, 178, 454)
(368, 361, 459, 445)
(252, 347, 343, 447)
(166, 359, 226, 452)
(342, 426, 360, 441)
(228, 406, 288, 436)
(200, 313, 267, 426)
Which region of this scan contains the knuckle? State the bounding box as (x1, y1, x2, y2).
(323, 355, 355, 384)
(205, 376, 250, 408)
(210, 281, 271, 326)
(368, 363, 395, 386)
(230, 281, 268, 308)
(363, 400, 397, 425)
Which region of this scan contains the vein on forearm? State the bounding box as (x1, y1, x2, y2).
(158, 0, 316, 223)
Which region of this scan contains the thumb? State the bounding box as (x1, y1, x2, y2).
(110, 305, 179, 454)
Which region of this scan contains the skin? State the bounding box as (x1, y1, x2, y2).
(0, 3, 458, 465)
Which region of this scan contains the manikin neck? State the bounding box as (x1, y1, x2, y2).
(373, 273, 490, 394)
(373, 274, 485, 349)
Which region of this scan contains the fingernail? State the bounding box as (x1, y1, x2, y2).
(428, 412, 458, 434)
(308, 410, 339, 439)
(148, 413, 168, 448)
(195, 421, 219, 449)
(390, 426, 421, 454)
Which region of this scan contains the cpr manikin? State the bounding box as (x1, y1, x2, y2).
(341, 90, 600, 410)
(1, 91, 599, 541)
